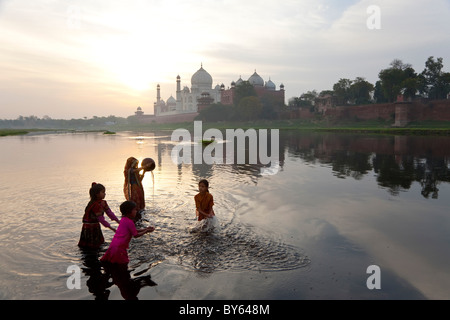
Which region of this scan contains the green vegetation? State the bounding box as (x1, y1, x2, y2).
(290, 56, 450, 108)
(2, 119, 450, 137)
(0, 129, 30, 136)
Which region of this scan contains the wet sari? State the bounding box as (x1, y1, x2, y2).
(194, 192, 214, 221)
(123, 157, 145, 212)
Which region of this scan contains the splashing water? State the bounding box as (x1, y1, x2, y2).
(129, 208, 310, 274)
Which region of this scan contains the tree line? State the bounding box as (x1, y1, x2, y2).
(289, 56, 450, 108)
(0, 115, 128, 129)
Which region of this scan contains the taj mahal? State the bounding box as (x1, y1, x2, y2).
(153, 64, 285, 116)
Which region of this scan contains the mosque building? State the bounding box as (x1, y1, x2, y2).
(220, 70, 285, 107)
(153, 64, 285, 117)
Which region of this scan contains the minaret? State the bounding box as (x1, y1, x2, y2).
(157, 84, 161, 104)
(176, 75, 182, 112)
(176, 75, 181, 103)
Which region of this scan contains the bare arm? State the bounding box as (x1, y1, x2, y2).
(197, 208, 213, 218)
(133, 226, 154, 238)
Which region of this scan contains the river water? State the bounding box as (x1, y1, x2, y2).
(0, 129, 449, 300)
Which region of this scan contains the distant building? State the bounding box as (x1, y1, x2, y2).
(133, 106, 155, 122)
(135, 106, 144, 116)
(154, 64, 222, 116)
(221, 70, 285, 107)
(154, 65, 285, 116)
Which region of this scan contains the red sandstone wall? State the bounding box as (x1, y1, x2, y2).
(325, 103, 395, 120)
(407, 100, 450, 122)
(141, 100, 450, 123)
(325, 99, 450, 123)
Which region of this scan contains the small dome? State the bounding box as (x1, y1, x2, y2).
(265, 79, 276, 91)
(137, 106, 142, 111)
(191, 64, 213, 89)
(248, 71, 264, 86)
(235, 76, 243, 86)
(167, 95, 176, 105)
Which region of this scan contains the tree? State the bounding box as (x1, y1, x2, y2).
(196, 103, 232, 122)
(234, 81, 257, 106)
(236, 96, 262, 121)
(333, 78, 352, 105)
(420, 56, 450, 99)
(349, 77, 374, 105)
(319, 90, 334, 96)
(260, 93, 280, 120)
(378, 59, 417, 102)
(374, 81, 387, 103)
(401, 77, 419, 100)
(289, 91, 314, 108)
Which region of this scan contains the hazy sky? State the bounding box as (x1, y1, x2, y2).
(0, 0, 449, 119)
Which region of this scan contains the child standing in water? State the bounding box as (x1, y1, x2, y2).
(101, 201, 154, 265)
(78, 183, 120, 249)
(194, 179, 215, 221)
(123, 157, 147, 217)
(100, 200, 155, 300)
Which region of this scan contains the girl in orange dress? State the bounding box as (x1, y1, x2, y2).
(194, 179, 215, 221)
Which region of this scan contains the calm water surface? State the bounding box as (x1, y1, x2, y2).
(0, 130, 449, 300)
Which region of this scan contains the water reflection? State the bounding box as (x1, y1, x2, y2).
(79, 248, 157, 300)
(79, 250, 112, 300)
(281, 132, 450, 198)
(149, 130, 450, 198)
(1, 131, 449, 299)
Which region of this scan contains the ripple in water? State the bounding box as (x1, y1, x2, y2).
(130, 211, 310, 274)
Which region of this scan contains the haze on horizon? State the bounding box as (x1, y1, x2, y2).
(0, 0, 449, 120)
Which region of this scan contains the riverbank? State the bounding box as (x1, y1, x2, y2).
(2, 119, 450, 136)
(0, 129, 112, 137)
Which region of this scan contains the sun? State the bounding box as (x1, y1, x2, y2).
(93, 39, 161, 91)
(85, 4, 207, 92)
(90, 31, 174, 91)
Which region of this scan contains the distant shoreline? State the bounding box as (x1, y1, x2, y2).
(2, 120, 450, 137)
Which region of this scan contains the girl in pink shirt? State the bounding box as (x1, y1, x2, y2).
(101, 201, 154, 265)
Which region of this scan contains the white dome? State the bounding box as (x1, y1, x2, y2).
(167, 95, 176, 105)
(191, 65, 213, 89)
(248, 71, 264, 86)
(265, 79, 276, 91)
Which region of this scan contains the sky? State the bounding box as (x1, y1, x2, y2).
(0, 0, 449, 119)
